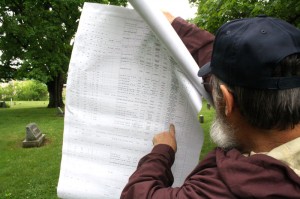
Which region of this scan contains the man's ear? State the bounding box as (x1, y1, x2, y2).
(219, 85, 234, 116)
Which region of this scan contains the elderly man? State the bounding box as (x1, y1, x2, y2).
(121, 15, 300, 198)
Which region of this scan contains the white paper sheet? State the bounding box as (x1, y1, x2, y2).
(129, 0, 213, 105)
(57, 3, 203, 199)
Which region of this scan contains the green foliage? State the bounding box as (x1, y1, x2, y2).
(193, 0, 300, 33)
(0, 0, 128, 107)
(16, 80, 48, 101)
(0, 83, 14, 100)
(0, 0, 128, 82)
(0, 80, 48, 101)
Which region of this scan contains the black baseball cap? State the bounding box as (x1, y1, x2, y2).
(198, 15, 300, 89)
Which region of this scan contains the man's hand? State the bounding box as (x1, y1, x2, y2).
(162, 11, 176, 23)
(152, 124, 177, 152)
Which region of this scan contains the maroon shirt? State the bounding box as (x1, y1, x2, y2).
(121, 145, 300, 198)
(171, 17, 214, 68)
(121, 18, 300, 198)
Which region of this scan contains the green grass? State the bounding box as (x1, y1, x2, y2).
(0, 100, 215, 198)
(0, 101, 63, 199)
(198, 99, 216, 160)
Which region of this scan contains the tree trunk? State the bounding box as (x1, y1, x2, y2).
(47, 73, 64, 108)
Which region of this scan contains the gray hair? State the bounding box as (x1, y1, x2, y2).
(211, 54, 300, 130)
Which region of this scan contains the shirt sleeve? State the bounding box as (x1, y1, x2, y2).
(121, 146, 234, 199)
(120, 144, 176, 198)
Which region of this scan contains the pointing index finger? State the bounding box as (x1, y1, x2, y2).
(169, 123, 175, 136)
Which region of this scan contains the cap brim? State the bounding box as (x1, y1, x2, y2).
(198, 62, 212, 77)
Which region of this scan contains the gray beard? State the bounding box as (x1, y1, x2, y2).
(210, 113, 237, 150)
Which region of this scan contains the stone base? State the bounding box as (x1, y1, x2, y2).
(22, 134, 45, 148)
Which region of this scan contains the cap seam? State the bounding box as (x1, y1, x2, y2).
(268, 18, 300, 63)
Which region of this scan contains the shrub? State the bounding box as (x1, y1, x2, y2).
(0, 80, 48, 101)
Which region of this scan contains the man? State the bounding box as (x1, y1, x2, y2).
(121, 14, 300, 198)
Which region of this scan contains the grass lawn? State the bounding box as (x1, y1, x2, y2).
(0, 100, 215, 198)
(198, 100, 216, 160)
(0, 101, 64, 199)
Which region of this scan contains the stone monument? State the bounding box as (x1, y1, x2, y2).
(57, 107, 64, 117)
(199, 115, 204, 123)
(22, 123, 45, 148)
(0, 101, 6, 108)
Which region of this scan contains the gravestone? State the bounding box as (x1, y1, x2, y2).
(22, 123, 45, 148)
(0, 101, 6, 108)
(199, 115, 204, 123)
(57, 107, 64, 117)
(207, 103, 211, 110)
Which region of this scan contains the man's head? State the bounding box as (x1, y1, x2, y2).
(198, 16, 300, 150)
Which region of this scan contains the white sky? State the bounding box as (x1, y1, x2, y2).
(128, 0, 197, 19)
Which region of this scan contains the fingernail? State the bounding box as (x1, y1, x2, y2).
(169, 123, 175, 132)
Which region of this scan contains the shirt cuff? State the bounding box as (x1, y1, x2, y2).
(151, 144, 176, 166)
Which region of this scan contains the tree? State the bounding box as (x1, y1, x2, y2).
(0, 0, 127, 107)
(192, 0, 300, 33)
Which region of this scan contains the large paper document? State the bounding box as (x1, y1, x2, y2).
(57, 3, 204, 199)
(129, 0, 212, 105)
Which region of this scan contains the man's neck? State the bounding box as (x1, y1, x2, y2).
(237, 123, 300, 153)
